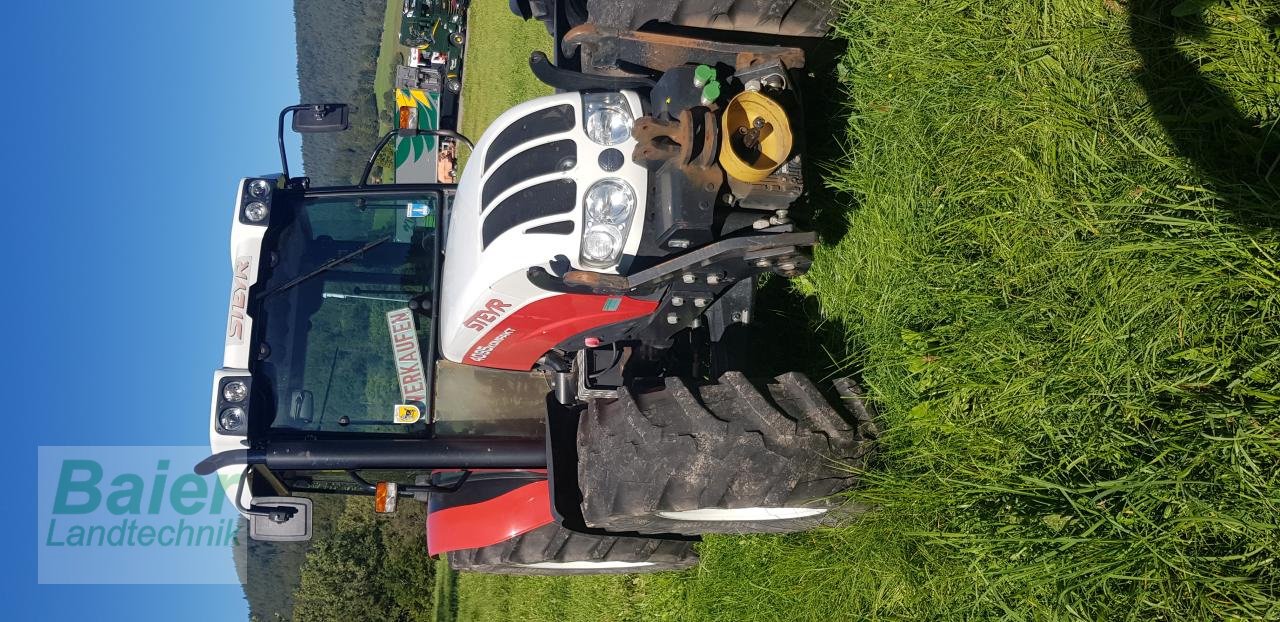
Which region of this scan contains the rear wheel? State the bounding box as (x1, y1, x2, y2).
(446, 523, 698, 575)
(577, 372, 876, 535)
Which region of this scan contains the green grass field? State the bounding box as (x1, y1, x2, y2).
(432, 557, 458, 622)
(370, 0, 405, 183)
(456, 1, 553, 143)
(451, 0, 1280, 619)
(373, 0, 403, 135)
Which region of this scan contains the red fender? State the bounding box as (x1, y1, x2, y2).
(426, 479, 554, 555)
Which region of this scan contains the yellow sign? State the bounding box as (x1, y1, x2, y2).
(394, 404, 421, 425)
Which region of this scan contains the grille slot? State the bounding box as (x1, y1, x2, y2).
(482, 139, 576, 210)
(482, 180, 577, 249)
(525, 220, 574, 236)
(484, 104, 575, 171)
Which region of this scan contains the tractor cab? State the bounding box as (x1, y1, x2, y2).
(202, 105, 549, 542)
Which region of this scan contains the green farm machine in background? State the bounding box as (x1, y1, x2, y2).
(400, 0, 468, 58)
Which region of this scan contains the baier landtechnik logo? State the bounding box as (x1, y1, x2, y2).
(38, 446, 243, 584)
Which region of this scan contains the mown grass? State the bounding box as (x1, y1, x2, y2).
(454, 0, 1280, 619)
(455, 0, 552, 142)
(431, 557, 458, 622)
(373, 0, 404, 136)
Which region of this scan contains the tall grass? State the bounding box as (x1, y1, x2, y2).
(802, 0, 1280, 617)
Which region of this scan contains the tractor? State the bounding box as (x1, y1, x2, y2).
(200, 0, 876, 574)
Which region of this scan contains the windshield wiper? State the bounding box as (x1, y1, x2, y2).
(260, 235, 391, 299)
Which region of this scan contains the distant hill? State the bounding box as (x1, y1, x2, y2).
(295, 0, 388, 186)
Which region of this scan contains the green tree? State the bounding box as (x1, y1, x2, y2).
(292, 496, 435, 622)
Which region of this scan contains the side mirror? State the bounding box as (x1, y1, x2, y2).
(247, 496, 313, 542)
(278, 103, 352, 182)
(292, 103, 350, 133)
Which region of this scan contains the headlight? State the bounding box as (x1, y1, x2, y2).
(218, 407, 247, 433)
(582, 226, 623, 264)
(580, 179, 635, 268)
(247, 179, 271, 199)
(244, 201, 269, 223)
(222, 380, 248, 402)
(582, 92, 633, 146)
(584, 179, 636, 225)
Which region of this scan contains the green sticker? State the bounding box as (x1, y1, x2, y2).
(603, 297, 621, 312)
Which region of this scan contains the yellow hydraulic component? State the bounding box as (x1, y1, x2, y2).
(719, 91, 793, 183)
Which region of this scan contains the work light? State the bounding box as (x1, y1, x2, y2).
(582, 92, 633, 146)
(247, 178, 272, 199)
(218, 407, 247, 433)
(244, 201, 269, 223)
(222, 380, 248, 403)
(580, 179, 636, 268)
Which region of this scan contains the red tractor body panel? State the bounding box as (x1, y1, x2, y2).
(426, 478, 555, 555)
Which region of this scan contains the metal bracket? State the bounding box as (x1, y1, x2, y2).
(576, 350, 621, 400)
(562, 24, 806, 75)
(562, 230, 817, 294)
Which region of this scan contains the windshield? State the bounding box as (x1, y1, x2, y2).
(254, 192, 443, 436)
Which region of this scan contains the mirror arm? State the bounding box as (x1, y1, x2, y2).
(277, 105, 310, 182)
(236, 466, 299, 524)
(345, 470, 378, 493)
(358, 129, 475, 188)
(427, 469, 471, 493)
(358, 130, 401, 189)
(427, 128, 474, 151)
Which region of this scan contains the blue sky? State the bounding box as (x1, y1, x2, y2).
(2, 1, 302, 618)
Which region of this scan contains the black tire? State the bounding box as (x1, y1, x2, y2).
(449, 31, 465, 46)
(446, 77, 462, 93)
(446, 523, 698, 575)
(563, 0, 588, 27)
(585, 0, 834, 38)
(578, 372, 876, 535)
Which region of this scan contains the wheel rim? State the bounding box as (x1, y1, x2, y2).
(518, 560, 655, 570)
(656, 507, 827, 521)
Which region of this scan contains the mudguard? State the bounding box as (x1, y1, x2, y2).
(425, 471, 555, 555)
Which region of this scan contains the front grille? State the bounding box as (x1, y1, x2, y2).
(484, 104, 575, 170)
(525, 220, 574, 236)
(482, 180, 577, 249)
(482, 139, 576, 210)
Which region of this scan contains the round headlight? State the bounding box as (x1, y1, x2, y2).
(247, 179, 271, 199)
(582, 225, 623, 265)
(222, 380, 248, 403)
(585, 106, 633, 146)
(219, 407, 247, 432)
(244, 201, 269, 223)
(584, 179, 636, 225)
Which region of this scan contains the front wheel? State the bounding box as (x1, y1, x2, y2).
(584, 0, 834, 38)
(446, 523, 697, 575)
(577, 372, 877, 535)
